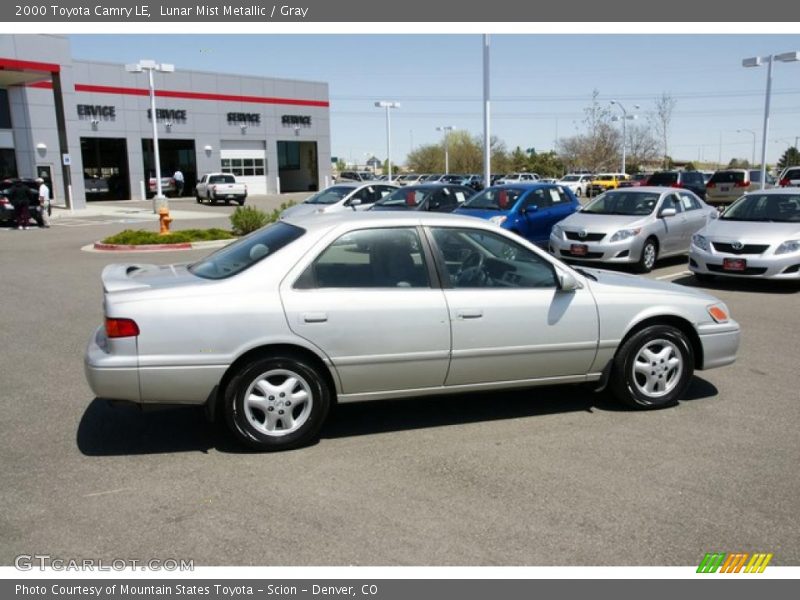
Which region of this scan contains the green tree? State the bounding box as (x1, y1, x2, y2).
(777, 146, 800, 171)
(684, 161, 697, 171)
(335, 159, 346, 172)
(510, 146, 529, 171)
(528, 151, 566, 178)
(727, 158, 750, 169)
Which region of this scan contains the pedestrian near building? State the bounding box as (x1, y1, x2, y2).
(37, 177, 50, 228)
(9, 179, 31, 230)
(173, 169, 184, 197)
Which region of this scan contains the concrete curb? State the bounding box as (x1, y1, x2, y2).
(85, 238, 235, 253)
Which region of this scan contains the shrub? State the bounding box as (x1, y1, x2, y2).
(229, 205, 271, 236)
(102, 228, 235, 245)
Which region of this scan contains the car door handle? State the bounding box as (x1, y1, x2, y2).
(303, 312, 328, 323)
(456, 309, 483, 320)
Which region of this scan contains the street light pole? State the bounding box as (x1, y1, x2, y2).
(375, 101, 399, 181)
(125, 59, 175, 211)
(610, 100, 639, 175)
(482, 34, 491, 189)
(737, 129, 757, 166)
(743, 51, 800, 190)
(436, 126, 455, 174)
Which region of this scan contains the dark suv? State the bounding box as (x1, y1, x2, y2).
(647, 170, 707, 200)
(0, 178, 44, 226)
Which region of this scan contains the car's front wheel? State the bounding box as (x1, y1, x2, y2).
(610, 324, 694, 409)
(636, 238, 658, 273)
(225, 354, 331, 451)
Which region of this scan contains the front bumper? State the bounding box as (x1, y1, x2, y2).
(549, 232, 644, 264)
(689, 245, 800, 280)
(697, 321, 741, 370)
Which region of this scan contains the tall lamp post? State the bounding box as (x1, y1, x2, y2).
(375, 101, 400, 181)
(125, 59, 175, 210)
(743, 51, 800, 189)
(610, 100, 639, 174)
(436, 126, 455, 174)
(737, 128, 757, 167)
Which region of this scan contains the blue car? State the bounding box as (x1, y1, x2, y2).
(453, 183, 581, 246)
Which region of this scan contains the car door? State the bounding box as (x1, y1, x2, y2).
(658, 193, 689, 254)
(518, 188, 553, 244)
(677, 191, 710, 250)
(280, 226, 451, 395)
(427, 226, 599, 386)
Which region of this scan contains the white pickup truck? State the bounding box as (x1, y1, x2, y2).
(195, 173, 248, 205)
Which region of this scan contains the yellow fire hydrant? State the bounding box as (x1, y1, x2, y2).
(158, 206, 173, 235)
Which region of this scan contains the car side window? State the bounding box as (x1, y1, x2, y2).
(430, 227, 557, 289)
(679, 192, 700, 211)
(662, 194, 683, 213)
(352, 187, 378, 205)
(525, 188, 551, 210)
(295, 228, 430, 289)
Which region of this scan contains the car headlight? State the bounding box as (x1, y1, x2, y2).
(551, 224, 563, 237)
(489, 215, 507, 225)
(609, 228, 641, 242)
(775, 239, 800, 255)
(692, 234, 710, 252)
(707, 303, 730, 324)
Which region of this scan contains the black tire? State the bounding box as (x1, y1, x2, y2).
(610, 324, 694, 409)
(224, 199, 230, 205)
(694, 272, 715, 284)
(196, 194, 202, 204)
(636, 237, 658, 273)
(225, 354, 331, 451)
(237, 200, 246, 206)
(575, 188, 582, 197)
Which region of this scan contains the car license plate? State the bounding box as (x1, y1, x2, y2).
(719, 184, 731, 192)
(570, 244, 589, 256)
(723, 258, 746, 271)
(226, 194, 235, 199)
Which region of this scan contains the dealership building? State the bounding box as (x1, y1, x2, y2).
(0, 34, 332, 208)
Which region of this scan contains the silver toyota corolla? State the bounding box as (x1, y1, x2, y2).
(85, 212, 740, 451)
(280, 182, 398, 219)
(549, 187, 718, 272)
(689, 189, 800, 281)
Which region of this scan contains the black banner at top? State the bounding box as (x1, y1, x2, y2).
(3, 0, 799, 22)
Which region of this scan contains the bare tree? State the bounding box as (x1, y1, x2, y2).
(556, 90, 620, 172)
(651, 93, 677, 169)
(625, 123, 660, 172)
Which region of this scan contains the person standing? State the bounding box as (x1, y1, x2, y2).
(10, 179, 31, 230)
(36, 177, 50, 228)
(173, 168, 184, 197)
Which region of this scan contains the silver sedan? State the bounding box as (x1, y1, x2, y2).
(549, 187, 718, 273)
(689, 189, 800, 281)
(280, 182, 397, 218)
(85, 212, 740, 451)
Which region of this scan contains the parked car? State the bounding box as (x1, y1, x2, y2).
(778, 166, 800, 188)
(337, 171, 375, 183)
(280, 182, 397, 219)
(195, 173, 248, 205)
(617, 173, 653, 188)
(549, 187, 718, 273)
(689, 189, 800, 281)
(85, 211, 740, 451)
(1, 178, 44, 226)
(705, 169, 775, 206)
(440, 174, 466, 184)
(84, 176, 110, 198)
(461, 174, 485, 191)
(394, 173, 424, 186)
(588, 173, 629, 196)
(557, 173, 594, 197)
(647, 170, 708, 200)
(370, 184, 475, 212)
(147, 176, 177, 198)
(497, 172, 540, 185)
(454, 183, 580, 247)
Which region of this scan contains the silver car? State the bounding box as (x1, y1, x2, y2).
(280, 182, 397, 219)
(85, 212, 739, 451)
(549, 187, 718, 273)
(689, 189, 800, 281)
(557, 173, 593, 198)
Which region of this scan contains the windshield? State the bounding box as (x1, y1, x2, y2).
(561, 175, 580, 182)
(460, 187, 524, 211)
(721, 193, 800, 222)
(583, 191, 660, 215)
(709, 171, 746, 184)
(648, 172, 678, 185)
(375, 187, 431, 208)
(304, 186, 354, 205)
(189, 222, 304, 279)
(595, 175, 614, 181)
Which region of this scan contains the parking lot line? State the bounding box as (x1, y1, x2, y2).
(656, 270, 691, 280)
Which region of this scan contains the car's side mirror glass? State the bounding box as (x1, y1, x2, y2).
(349, 198, 362, 207)
(660, 207, 677, 218)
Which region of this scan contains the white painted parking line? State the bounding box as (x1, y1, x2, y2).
(656, 270, 691, 280)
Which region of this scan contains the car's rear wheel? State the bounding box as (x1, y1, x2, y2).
(610, 324, 693, 409)
(237, 199, 245, 206)
(575, 188, 582, 197)
(225, 355, 331, 451)
(636, 238, 658, 273)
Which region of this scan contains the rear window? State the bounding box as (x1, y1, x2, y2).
(209, 175, 235, 184)
(709, 171, 746, 184)
(749, 171, 763, 183)
(648, 172, 679, 185)
(784, 168, 800, 179)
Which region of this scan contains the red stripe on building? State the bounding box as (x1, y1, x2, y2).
(28, 81, 54, 89)
(0, 57, 61, 73)
(74, 83, 329, 107)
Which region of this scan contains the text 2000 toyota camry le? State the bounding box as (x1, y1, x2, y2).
(85, 212, 740, 450)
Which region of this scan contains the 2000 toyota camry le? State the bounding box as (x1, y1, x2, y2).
(85, 212, 740, 450)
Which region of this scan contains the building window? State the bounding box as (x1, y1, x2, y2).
(0, 90, 11, 129)
(278, 142, 301, 170)
(0, 149, 17, 179)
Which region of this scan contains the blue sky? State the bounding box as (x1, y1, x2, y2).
(69, 34, 800, 166)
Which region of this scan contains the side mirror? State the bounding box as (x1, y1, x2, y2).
(348, 198, 362, 209)
(522, 204, 538, 214)
(660, 207, 677, 218)
(557, 270, 583, 292)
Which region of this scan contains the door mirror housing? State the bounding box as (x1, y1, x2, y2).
(522, 204, 538, 214)
(557, 270, 583, 292)
(348, 197, 362, 209)
(660, 207, 677, 218)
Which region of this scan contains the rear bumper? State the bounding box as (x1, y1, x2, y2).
(697, 322, 740, 370)
(84, 326, 140, 403)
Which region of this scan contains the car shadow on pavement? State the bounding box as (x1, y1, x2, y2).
(76, 376, 719, 455)
(673, 274, 800, 294)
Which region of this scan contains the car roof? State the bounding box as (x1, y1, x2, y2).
(739, 187, 800, 195)
(282, 207, 506, 233)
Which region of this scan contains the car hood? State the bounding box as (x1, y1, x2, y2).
(580, 267, 717, 301)
(453, 207, 507, 220)
(558, 212, 650, 231)
(371, 204, 413, 211)
(281, 203, 330, 218)
(102, 263, 199, 293)
(699, 219, 800, 242)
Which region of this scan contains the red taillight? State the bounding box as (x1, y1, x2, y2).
(735, 180, 749, 188)
(105, 318, 140, 338)
(706, 181, 715, 188)
(671, 182, 683, 188)
(780, 178, 790, 187)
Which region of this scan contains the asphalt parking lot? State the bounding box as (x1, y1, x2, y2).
(1, 197, 798, 567)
